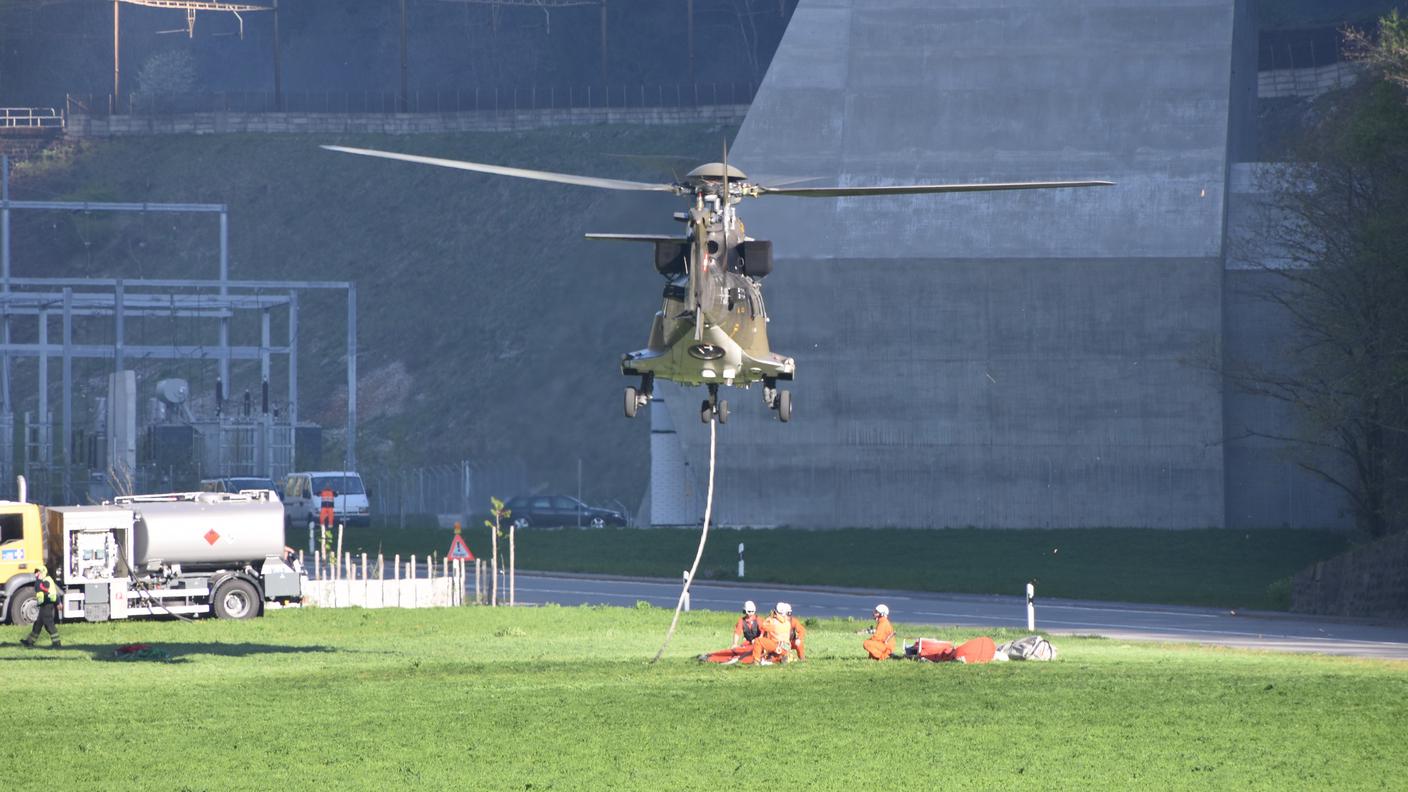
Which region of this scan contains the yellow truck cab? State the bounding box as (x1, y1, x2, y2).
(0, 501, 47, 625)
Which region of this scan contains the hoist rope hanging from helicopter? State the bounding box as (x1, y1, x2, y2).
(650, 413, 718, 664)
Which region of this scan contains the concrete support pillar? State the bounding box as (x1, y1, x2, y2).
(345, 284, 356, 468)
(61, 288, 73, 503)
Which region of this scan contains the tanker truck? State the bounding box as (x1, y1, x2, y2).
(0, 482, 303, 625)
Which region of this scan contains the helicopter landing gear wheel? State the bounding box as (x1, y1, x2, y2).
(625, 387, 639, 418)
(775, 390, 792, 423)
(700, 384, 726, 424)
(626, 374, 653, 419)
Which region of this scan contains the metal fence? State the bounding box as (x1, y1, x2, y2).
(364, 460, 528, 528)
(1259, 26, 1347, 71)
(0, 107, 63, 129)
(67, 82, 756, 118)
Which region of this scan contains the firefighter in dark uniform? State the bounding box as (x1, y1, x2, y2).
(20, 564, 61, 648)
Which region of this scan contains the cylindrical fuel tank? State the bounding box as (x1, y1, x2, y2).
(131, 497, 285, 567)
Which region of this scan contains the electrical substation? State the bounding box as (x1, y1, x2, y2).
(0, 154, 354, 504)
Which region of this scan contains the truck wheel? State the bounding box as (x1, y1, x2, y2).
(7, 586, 37, 626)
(212, 579, 260, 620)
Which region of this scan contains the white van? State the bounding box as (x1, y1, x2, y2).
(282, 471, 371, 528)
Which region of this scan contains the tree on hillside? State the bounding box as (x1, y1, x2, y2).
(1230, 15, 1408, 537)
(1346, 9, 1408, 91)
(136, 49, 197, 95)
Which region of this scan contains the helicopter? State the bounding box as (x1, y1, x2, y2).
(323, 143, 1111, 424)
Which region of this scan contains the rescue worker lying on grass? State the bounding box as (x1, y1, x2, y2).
(20, 564, 61, 648)
(861, 603, 896, 660)
(904, 636, 997, 664)
(698, 601, 762, 663)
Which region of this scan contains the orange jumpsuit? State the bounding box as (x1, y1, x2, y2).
(318, 488, 336, 528)
(701, 615, 762, 663)
(751, 613, 793, 664)
(733, 615, 761, 647)
(789, 616, 807, 661)
(863, 615, 895, 660)
(910, 636, 996, 664)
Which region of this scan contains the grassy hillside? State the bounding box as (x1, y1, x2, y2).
(10, 125, 738, 505)
(2, 607, 1404, 790)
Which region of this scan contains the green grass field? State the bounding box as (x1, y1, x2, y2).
(2, 606, 1402, 790)
(335, 523, 1347, 610)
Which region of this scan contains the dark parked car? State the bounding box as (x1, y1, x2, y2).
(503, 495, 627, 529)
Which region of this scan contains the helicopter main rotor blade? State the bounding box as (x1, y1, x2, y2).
(754, 180, 1114, 198)
(584, 233, 686, 243)
(321, 145, 680, 192)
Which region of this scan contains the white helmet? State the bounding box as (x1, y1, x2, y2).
(776, 602, 792, 616)
(874, 603, 889, 616)
(743, 600, 756, 614)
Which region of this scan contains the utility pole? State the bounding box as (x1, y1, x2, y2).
(272, 0, 283, 110)
(599, 0, 608, 86)
(686, 0, 694, 84)
(399, 0, 409, 112)
(113, 1, 121, 114)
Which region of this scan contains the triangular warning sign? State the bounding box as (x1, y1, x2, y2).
(448, 533, 474, 561)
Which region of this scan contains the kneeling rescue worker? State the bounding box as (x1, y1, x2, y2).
(862, 603, 895, 660)
(751, 602, 797, 665)
(733, 601, 761, 648)
(20, 564, 61, 648)
(786, 604, 807, 661)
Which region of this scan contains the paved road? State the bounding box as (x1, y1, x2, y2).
(509, 572, 1408, 660)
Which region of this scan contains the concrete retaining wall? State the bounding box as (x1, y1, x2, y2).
(661, 0, 1238, 528)
(66, 105, 748, 138)
(1293, 532, 1408, 620)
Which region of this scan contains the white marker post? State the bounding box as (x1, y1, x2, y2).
(682, 570, 691, 612)
(737, 543, 745, 578)
(1026, 582, 1036, 631)
(307, 520, 315, 555)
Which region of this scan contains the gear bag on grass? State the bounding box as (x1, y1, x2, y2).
(995, 635, 1056, 661)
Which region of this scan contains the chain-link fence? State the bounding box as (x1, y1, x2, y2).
(364, 459, 528, 529)
(67, 82, 756, 117)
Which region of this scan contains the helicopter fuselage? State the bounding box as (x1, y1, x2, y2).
(618, 191, 795, 390)
(321, 144, 1110, 424)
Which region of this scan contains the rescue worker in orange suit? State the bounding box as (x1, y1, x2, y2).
(318, 487, 336, 529)
(698, 601, 761, 663)
(733, 600, 762, 648)
(787, 606, 807, 661)
(751, 602, 796, 665)
(862, 603, 896, 660)
(20, 564, 61, 648)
